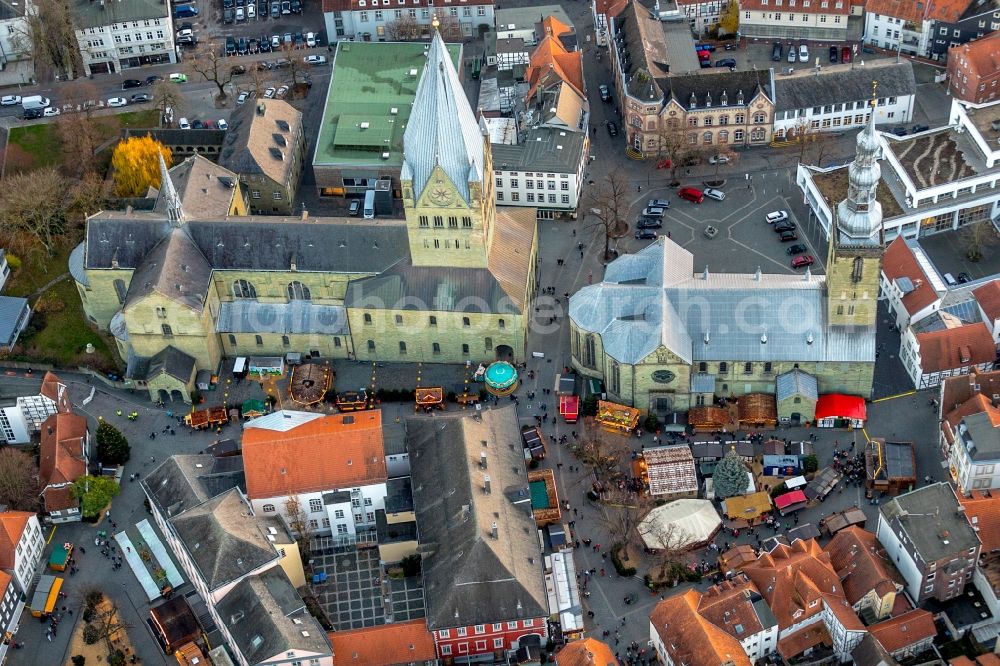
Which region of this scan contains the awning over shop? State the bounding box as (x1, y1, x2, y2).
(815, 394, 867, 421)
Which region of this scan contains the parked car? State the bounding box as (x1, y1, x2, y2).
(274, 58, 291, 68)
(641, 207, 666, 218)
(237, 90, 253, 105)
(647, 199, 670, 209)
(248, 38, 259, 54)
(304, 55, 327, 65)
(890, 126, 907, 136)
(798, 43, 809, 62)
(121, 79, 143, 90)
(715, 58, 736, 68)
(779, 230, 799, 242)
(130, 93, 153, 103)
(226, 36, 237, 55)
(218, 119, 229, 131)
(283, 31, 293, 45)
(246, 2, 255, 18)
(223, 8, 235, 22)
(177, 35, 196, 47)
(23, 107, 43, 120)
(169, 73, 187, 83)
(264, 87, 276, 98)
(637, 218, 662, 229)
(911, 124, 929, 133)
(271, 34, 281, 48)
(306, 31, 316, 47)
(348, 200, 361, 216)
(290, 0, 301, 12)
(772, 42, 782, 61)
(0, 95, 21, 106)
(958, 272, 972, 283)
(786, 243, 808, 255)
(599, 84, 611, 102)
(146, 75, 164, 85)
(829, 46, 838, 62)
(635, 229, 658, 240)
(678, 187, 704, 203)
(270, 1, 280, 17)
(235, 6, 245, 21)
(259, 35, 272, 51)
(773, 221, 795, 233)
(223, 0, 234, 6)
(787, 44, 797, 63)
(765, 210, 789, 224)
(230, 64, 247, 75)
(43, 106, 61, 117)
(791, 255, 814, 268)
(704, 188, 725, 201)
(281, 0, 290, 12)
(606, 121, 618, 136)
(107, 97, 128, 107)
(708, 154, 730, 164)
(695, 43, 716, 52)
(275, 85, 289, 98)
(178, 117, 191, 129)
(841, 46, 852, 63)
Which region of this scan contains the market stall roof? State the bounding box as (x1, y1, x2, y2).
(595, 400, 640, 430)
(804, 466, 842, 500)
(737, 393, 777, 425)
(241, 399, 266, 417)
(643, 445, 698, 496)
(639, 499, 722, 550)
(688, 406, 728, 429)
(559, 394, 579, 414)
(774, 490, 808, 511)
(815, 394, 867, 421)
(722, 491, 773, 520)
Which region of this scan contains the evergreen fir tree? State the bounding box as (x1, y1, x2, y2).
(713, 446, 749, 499)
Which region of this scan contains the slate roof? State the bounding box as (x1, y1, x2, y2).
(774, 61, 916, 113)
(406, 406, 547, 629)
(344, 265, 520, 315)
(852, 632, 899, 666)
(142, 454, 246, 519)
(569, 238, 875, 365)
(216, 567, 331, 663)
(612, 1, 670, 101)
(492, 128, 588, 174)
(145, 346, 196, 383)
(880, 483, 981, 563)
(385, 476, 414, 514)
(402, 31, 486, 204)
(72, 0, 168, 29)
(776, 369, 818, 401)
(123, 227, 212, 311)
(219, 100, 303, 187)
(664, 69, 773, 110)
(216, 301, 350, 336)
(169, 487, 278, 591)
(961, 410, 1000, 460)
(159, 155, 240, 220)
(84, 214, 409, 274)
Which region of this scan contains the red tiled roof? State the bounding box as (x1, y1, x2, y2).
(39, 371, 71, 413)
(0, 512, 33, 569)
(974, 279, 1000, 323)
(958, 491, 1000, 552)
(882, 237, 940, 317)
(825, 526, 902, 606)
(42, 486, 78, 512)
(915, 323, 996, 374)
(321, 0, 491, 11)
(742, 0, 850, 14)
(869, 609, 936, 654)
(0, 570, 11, 600)
(328, 620, 436, 665)
(594, 0, 628, 20)
(815, 394, 867, 421)
(650, 590, 753, 666)
(39, 412, 87, 487)
(525, 36, 585, 100)
(778, 623, 832, 659)
(555, 638, 618, 666)
(242, 411, 386, 499)
(697, 575, 768, 641)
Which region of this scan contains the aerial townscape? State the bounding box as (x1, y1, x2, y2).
(0, 0, 999, 663)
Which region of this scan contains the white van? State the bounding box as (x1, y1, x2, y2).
(233, 356, 248, 377)
(21, 95, 50, 110)
(363, 189, 375, 219)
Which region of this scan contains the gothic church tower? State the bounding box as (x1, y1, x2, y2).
(826, 99, 884, 328)
(400, 27, 498, 268)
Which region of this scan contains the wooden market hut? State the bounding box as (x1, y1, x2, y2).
(737, 393, 777, 429)
(688, 406, 729, 433)
(415, 387, 445, 412)
(595, 400, 640, 433)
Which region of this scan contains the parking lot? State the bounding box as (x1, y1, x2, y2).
(617, 167, 829, 275)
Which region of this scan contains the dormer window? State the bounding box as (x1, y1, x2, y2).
(689, 92, 697, 109)
(720, 91, 728, 106)
(705, 92, 712, 107)
(737, 90, 745, 105)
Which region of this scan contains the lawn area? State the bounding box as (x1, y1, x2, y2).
(3, 244, 118, 372)
(6, 109, 160, 174)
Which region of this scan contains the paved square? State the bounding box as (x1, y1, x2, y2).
(386, 576, 425, 623)
(311, 545, 386, 630)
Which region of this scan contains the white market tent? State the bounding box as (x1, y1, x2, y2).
(639, 498, 722, 550)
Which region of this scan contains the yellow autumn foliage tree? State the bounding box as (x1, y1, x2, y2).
(111, 135, 172, 197)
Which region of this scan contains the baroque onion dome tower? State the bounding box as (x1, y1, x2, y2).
(826, 91, 884, 328)
(400, 22, 497, 268)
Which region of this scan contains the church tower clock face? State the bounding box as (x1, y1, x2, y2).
(429, 186, 454, 207)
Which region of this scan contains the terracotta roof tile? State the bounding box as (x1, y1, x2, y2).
(39, 412, 87, 487)
(0, 512, 33, 569)
(698, 575, 769, 640)
(915, 322, 996, 374)
(555, 638, 619, 666)
(869, 609, 936, 653)
(650, 589, 753, 666)
(39, 371, 71, 413)
(778, 623, 831, 659)
(977, 655, 1000, 666)
(242, 411, 386, 499)
(974, 279, 1000, 323)
(42, 485, 78, 512)
(328, 620, 436, 665)
(883, 237, 939, 317)
(825, 526, 903, 606)
(541, 15, 573, 39)
(866, 0, 924, 21)
(525, 36, 585, 100)
(942, 369, 1000, 417)
(594, 0, 628, 20)
(958, 491, 1000, 552)
(0, 571, 11, 599)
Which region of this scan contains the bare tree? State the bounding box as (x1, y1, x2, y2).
(89, 601, 132, 654)
(11, 0, 81, 80)
(585, 171, 630, 260)
(0, 448, 40, 511)
(279, 44, 307, 89)
(710, 145, 739, 177)
(576, 434, 631, 483)
(0, 167, 72, 254)
(284, 494, 314, 556)
(187, 42, 238, 102)
(436, 15, 464, 42)
(637, 518, 694, 581)
(599, 487, 652, 557)
(245, 63, 271, 98)
(654, 120, 706, 182)
(385, 15, 421, 40)
(963, 218, 997, 262)
(150, 81, 185, 127)
(56, 111, 106, 178)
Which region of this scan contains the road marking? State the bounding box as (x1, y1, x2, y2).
(861, 428, 871, 444)
(46, 525, 57, 545)
(872, 390, 916, 403)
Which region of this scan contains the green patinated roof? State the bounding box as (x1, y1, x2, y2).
(314, 41, 463, 167)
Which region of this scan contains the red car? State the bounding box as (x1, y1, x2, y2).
(791, 255, 814, 268)
(841, 46, 852, 63)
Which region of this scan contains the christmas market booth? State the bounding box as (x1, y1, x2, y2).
(559, 394, 579, 423)
(688, 406, 729, 433)
(722, 491, 773, 522)
(737, 393, 777, 429)
(289, 363, 331, 405)
(774, 489, 809, 516)
(814, 394, 867, 428)
(414, 387, 445, 412)
(595, 400, 640, 433)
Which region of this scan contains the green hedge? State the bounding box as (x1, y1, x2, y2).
(611, 544, 636, 577)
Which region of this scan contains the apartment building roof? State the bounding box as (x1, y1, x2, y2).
(664, 69, 772, 110)
(825, 526, 902, 606)
(0, 512, 33, 569)
(142, 454, 246, 520)
(962, 410, 1000, 460)
(973, 279, 1000, 322)
(39, 412, 87, 487)
(525, 35, 584, 99)
(697, 575, 778, 642)
(491, 127, 587, 174)
(496, 5, 573, 37)
(554, 638, 618, 666)
(327, 619, 436, 665)
(880, 483, 981, 562)
(72, 0, 168, 30)
(882, 236, 940, 316)
(774, 61, 915, 112)
(866, 0, 969, 22)
(942, 369, 1000, 415)
(742, 0, 850, 14)
(869, 609, 937, 654)
(853, 632, 899, 666)
(915, 322, 995, 374)
(241, 410, 386, 499)
(650, 589, 753, 666)
(39, 371, 70, 412)
(220, 100, 302, 187)
(950, 33, 1000, 82)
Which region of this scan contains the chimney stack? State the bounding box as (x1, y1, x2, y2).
(491, 521, 498, 539)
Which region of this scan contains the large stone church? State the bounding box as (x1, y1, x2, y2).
(568, 112, 885, 415)
(69, 32, 538, 403)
